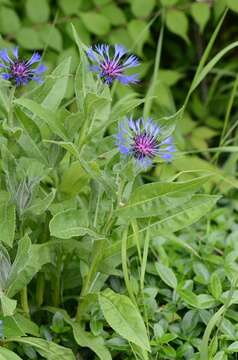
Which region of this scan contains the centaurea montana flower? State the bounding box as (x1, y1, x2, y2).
(87, 44, 140, 85)
(0, 47, 46, 86)
(116, 117, 175, 169)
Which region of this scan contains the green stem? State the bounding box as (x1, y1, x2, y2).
(20, 287, 30, 318)
(131, 219, 142, 265)
(8, 86, 16, 127)
(76, 240, 104, 321)
(93, 186, 102, 228)
(78, 118, 89, 150)
(143, 11, 164, 118)
(116, 173, 125, 208)
(140, 225, 150, 292)
(121, 226, 137, 304)
(212, 75, 238, 165)
(36, 273, 45, 307)
(18, 221, 30, 318)
(140, 225, 150, 331)
(52, 253, 62, 307)
(220, 75, 238, 145)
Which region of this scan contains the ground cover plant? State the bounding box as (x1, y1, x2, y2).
(1, 1, 238, 359)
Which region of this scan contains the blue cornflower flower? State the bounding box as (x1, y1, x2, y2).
(87, 44, 140, 85)
(116, 117, 175, 169)
(0, 47, 47, 86)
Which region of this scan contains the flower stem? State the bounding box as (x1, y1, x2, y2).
(20, 286, 30, 318)
(76, 240, 104, 321)
(36, 272, 45, 307)
(8, 86, 16, 127)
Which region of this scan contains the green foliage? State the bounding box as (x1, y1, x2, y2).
(0, 1, 237, 360)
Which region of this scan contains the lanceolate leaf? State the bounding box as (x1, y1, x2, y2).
(104, 194, 219, 260)
(72, 322, 112, 360)
(8, 337, 75, 360)
(0, 201, 16, 247)
(44, 307, 112, 360)
(14, 98, 68, 141)
(31, 57, 72, 111)
(24, 188, 56, 215)
(49, 208, 104, 239)
(6, 236, 51, 297)
(0, 293, 17, 316)
(0, 348, 23, 360)
(117, 175, 212, 219)
(99, 289, 151, 351)
(155, 263, 177, 289)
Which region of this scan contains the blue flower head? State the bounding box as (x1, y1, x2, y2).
(0, 47, 47, 86)
(87, 44, 140, 85)
(116, 117, 175, 169)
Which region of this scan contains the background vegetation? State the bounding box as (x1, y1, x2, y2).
(0, 0, 238, 359)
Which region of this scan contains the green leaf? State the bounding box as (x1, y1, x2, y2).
(102, 4, 126, 26)
(109, 28, 132, 49)
(117, 175, 212, 219)
(227, 341, 238, 352)
(0, 7, 20, 34)
(25, 188, 56, 215)
(9, 337, 75, 360)
(30, 57, 72, 112)
(83, 90, 112, 138)
(80, 12, 110, 36)
(190, 3, 210, 33)
(26, 0, 50, 23)
(39, 25, 63, 52)
(6, 236, 51, 297)
(49, 209, 104, 239)
(46, 139, 116, 195)
(213, 352, 226, 360)
(226, 0, 238, 13)
(60, 162, 89, 195)
(210, 272, 222, 300)
(0, 293, 17, 316)
(0, 245, 11, 291)
(165, 9, 189, 43)
(0, 348, 23, 360)
(131, 0, 155, 17)
(110, 94, 144, 126)
(178, 289, 199, 308)
(0, 316, 24, 338)
(14, 313, 40, 337)
(105, 195, 219, 261)
(160, 0, 179, 5)
(72, 322, 112, 360)
(193, 262, 210, 285)
(44, 307, 112, 360)
(99, 289, 151, 351)
(41, 57, 71, 111)
(155, 263, 177, 289)
(59, 0, 81, 15)
(158, 69, 184, 86)
(128, 20, 150, 56)
(16, 28, 43, 49)
(15, 108, 48, 165)
(15, 98, 68, 141)
(135, 194, 218, 237)
(197, 294, 217, 309)
(15, 107, 41, 143)
(0, 201, 16, 247)
(190, 40, 238, 95)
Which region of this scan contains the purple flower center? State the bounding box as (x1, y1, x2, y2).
(101, 61, 121, 79)
(10, 62, 29, 80)
(132, 133, 159, 160)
